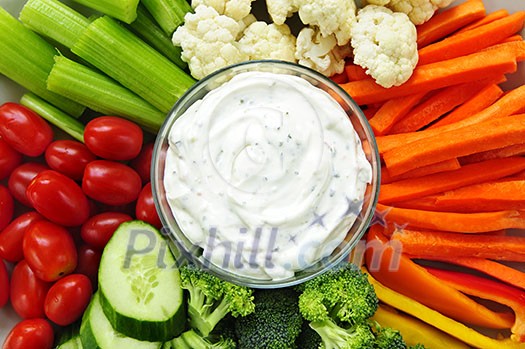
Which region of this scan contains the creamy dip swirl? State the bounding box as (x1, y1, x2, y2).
(164, 71, 372, 280)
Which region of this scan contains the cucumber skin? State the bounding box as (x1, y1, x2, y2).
(79, 297, 99, 349)
(99, 288, 186, 342)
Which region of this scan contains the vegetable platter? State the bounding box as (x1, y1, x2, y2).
(0, 0, 525, 349)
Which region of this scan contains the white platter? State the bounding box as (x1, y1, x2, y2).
(0, 0, 524, 343)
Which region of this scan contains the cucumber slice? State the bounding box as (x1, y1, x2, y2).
(98, 221, 185, 342)
(80, 292, 162, 349)
(56, 335, 83, 349)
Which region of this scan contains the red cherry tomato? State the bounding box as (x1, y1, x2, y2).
(0, 103, 53, 157)
(8, 162, 49, 207)
(75, 244, 102, 286)
(0, 138, 22, 181)
(82, 160, 142, 206)
(44, 273, 93, 326)
(3, 318, 54, 349)
(136, 183, 162, 229)
(80, 212, 132, 250)
(0, 211, 43, 263)
(10, 260, 52, 318)
(0, 185, 14, 232)
(44, 140, 97, 180)
(0, 259, 9, 308)
(23, 220, 77, 282)
(26, 170, 90, 227)
(130, 142, 154, 183)
(84, 116, 143, 161)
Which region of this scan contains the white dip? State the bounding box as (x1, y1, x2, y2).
(163, 71, 372, 280)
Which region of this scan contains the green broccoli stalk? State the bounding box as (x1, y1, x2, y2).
(179, 264, 255, 337)
(296, 321, 322, 349)
(235, 288, 303, 349)
(371, 322, 407, 349)
(168, 329, 236, 349)
(310, 320, 375, 349)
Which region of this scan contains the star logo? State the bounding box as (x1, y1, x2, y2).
(370, 206, 392, 228)
(310, 212, 326, 228)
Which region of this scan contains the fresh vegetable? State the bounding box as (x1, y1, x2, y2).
(10, 260, 52, 319)
(457, 8, 510, 33)
(80, 212, 133, 250)
(295, 321, 322, 349)
(130, 142, 154, 183)
(0, 186, 14, 232)
(0, 138, 22, 181)
(26, 170, 91, 227)
(2, 318, 55, 349)
(380, 158, 460, 185)
(167, 329, 237, 349)
(44, 274, 93, 326)
(308, 321, 375, 349)
(370, 321, 406, 349)
(23, 220, 78, 282)
(364, 0, 455, 25)
(141, 0, 192, 35)
(7, 162, 49, 207)
(234, 288, 303, 349)
(136, 183, 162, 229)
(0, 212, 44, 263)
(74, 245, 102, 287)
(71, 0, 140, 23)
(180, 263, 255, 337)
(44, 140, 96, 181)
(97, 221, 185, 341)
(0, 259, 9, 308)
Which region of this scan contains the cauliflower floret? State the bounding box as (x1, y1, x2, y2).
(172, 5, 248, 79)
(350, 5, 418, 88)
(190, 0, 255, 21)
(238, 21, 297, 61)
(365, 0, 455, 25)
(266, 0, 298, 25)
(294, 0, 357, 45)
(295, 27, 352, 77)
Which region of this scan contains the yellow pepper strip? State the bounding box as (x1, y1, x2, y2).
(371, 304, 470, 349)
(365, 268, 525, 349)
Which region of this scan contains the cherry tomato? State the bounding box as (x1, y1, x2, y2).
(0, 185, 14, 232)
(136, 183, 162, 229)
(23, 220, 77, 282)
(44, 140, 97, 180)
(80, 212, 133, 250)
(44, 274, 93, 326)
(8, 162, 49, 207)
(130, 142, 154, 183)
(10, 260, 52, 318)
(0, 211, 43, 263)
(0, 259, 9, 308)
(0, 103, 53, 157)
(0, 138, 22, 181)
(75, 244, 102, 286)
(84, 116, 143, 161)
(26, 170, 90, 227)
(82, 160, 142, 206)
(3, 318, 54, 349)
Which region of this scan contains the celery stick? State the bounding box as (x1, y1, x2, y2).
(141, 0, 192, 35)
(0, 7, 85, 117)
(20, 93, 85, 142)
(71, 0, 139, 24)
(72, 16, 195, 114)
(47, 56, 166, 133)
(128, 4, 187, 69)
(19, 0, 90, 49)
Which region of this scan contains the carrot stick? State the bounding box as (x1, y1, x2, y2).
(378, 157, 525, 204)
(378, 203, 525, 233)
(417, 11, 525, 65)
(502, 34, 524, 43)
(388, 80, 489, 134)
(429, 83, 504, 129)
(416, 0, 486, 48)
(460, 143, 525, 165)
(340, 43, 521, 105)
(456, 8, 509, 34)
(369, 92, 426, 136)
(376, 84, 525, 155)
(330, 71, 348, 84)
(383, 114, 525, 176)
(344, 63, 368, 81)
(380, 158, 460, 185)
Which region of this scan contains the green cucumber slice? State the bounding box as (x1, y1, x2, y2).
(80, 292, 162, 349)
(56, 335, 83, 349)
(98, 221, 185, 342)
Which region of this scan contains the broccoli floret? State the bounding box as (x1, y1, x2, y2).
(296, 263, 378, 325)
(296, 321, 322, 349)
(180, 264, 255, 336)
(168, 329, 236, 349)
(310, 320, 375, 349)
(409, 345, 427, 349)
(373, 325, 407, 349)
(235, 288, 303, 349)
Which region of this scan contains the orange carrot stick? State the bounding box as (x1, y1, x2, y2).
(456, 8, 509, 34)
(376, 84, 525, 155)
(429, 83, 504, 129)
(344, 64, 368, 81)
(460, 143, 525, 165)
(330, 71, 348, 84)
(340, 43, 521, 105)
(502, 34, 524, 43)
(383, 114, 525, 176)
(378, 157, 525, 204)
(377, 203, 525, 233)
(369, 92, 427, 136)
(380, 158, 460, 185)
(416, 0, 486, 47)
(418, 11, 525, 65)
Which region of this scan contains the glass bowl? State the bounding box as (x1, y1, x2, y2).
(151, 60, 380, 288)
